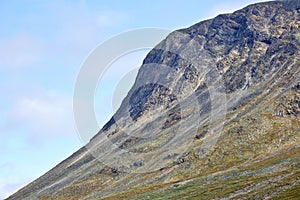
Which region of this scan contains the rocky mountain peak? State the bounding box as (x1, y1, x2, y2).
(7, 1, 300, 199)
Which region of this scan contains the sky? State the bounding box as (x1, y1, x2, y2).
(0, 0, 268, 198)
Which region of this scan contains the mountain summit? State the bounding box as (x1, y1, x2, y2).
(8, 0, 300, 199)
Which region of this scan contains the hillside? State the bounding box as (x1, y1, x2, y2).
(7, 0, 300, 199)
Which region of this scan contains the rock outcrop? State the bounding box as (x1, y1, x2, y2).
(7, 0, 300, 199)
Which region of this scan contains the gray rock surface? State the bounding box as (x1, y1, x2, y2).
(7, 0, 300, 199)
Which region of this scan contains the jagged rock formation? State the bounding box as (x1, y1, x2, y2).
(8, 0, 300, 199)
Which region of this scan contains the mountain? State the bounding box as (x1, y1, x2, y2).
(8, 0, 300, 199)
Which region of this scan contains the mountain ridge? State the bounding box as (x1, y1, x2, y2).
(8, 0, 300, 199)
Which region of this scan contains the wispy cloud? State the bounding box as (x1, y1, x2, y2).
(9, 90, 74, 139)
(0, 3, 128, 197)
(0, 34, 44, 69)
(42, 2, 128, 62)
(0, 1, 127, 70)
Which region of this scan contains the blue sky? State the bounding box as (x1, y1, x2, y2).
(0, 0, 267, 198)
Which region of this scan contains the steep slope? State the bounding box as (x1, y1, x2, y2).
(8, 0, 300, 199)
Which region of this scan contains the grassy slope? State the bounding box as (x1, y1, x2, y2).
(102, 146, 299, 200)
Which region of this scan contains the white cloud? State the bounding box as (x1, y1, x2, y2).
(0, 1, 128, 70)
(10, 91, 75, 138)
(95, 11, 127, 27)
(0, 34, 44, 69)
(47, 2, 128, 59)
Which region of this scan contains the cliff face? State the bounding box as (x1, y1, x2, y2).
(8, 0, 300, 199)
